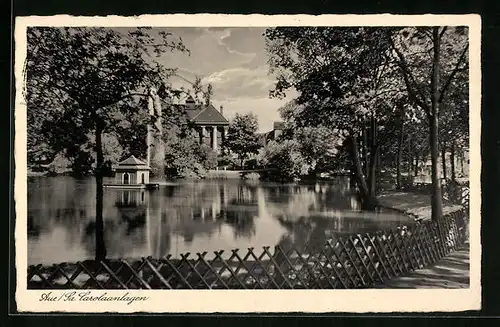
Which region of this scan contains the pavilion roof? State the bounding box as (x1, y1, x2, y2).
(114, 155, 151, 171)
(190, 104, 229, 125)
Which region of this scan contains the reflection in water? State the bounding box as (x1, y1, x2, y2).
(27, 177, 414, 264)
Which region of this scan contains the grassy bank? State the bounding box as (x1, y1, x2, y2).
(205, 169, 265, 180)
(377, 191, 463, 221)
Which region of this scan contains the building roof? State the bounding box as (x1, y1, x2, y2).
(174, 103, 229, 125)
(160, 96, 229, 125)
(191, 104, 229, 125)
(114, 155, 151, 171)
(258, 130, 281, 145)
(119, 155, 146, 165)
(184, 106, 202, 120)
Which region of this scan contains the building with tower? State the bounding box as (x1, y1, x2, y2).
(181, 95, 229, 153)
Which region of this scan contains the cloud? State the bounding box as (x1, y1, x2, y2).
(146, 27, 295, 131)
(158, 27, 262, 77)
(202, 65, 275, 101)
(216, 29, 257, 58)
(212, 97, 288, 133)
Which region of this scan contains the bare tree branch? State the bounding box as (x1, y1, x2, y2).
(389, 37, 431, 116)
(343, 88, 404, 107)
(422, 29, 434, 42)
(439, 26, 448, 40)
(103, 92, 149, 108)
(438, 44, 469, 104)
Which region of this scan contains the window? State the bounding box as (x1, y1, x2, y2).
(123, 172, 130, 184)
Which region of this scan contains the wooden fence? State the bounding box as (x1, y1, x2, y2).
(27, 208, 468, 290)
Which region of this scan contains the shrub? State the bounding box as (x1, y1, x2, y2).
(46, 164, 58, 176)
(164, 129, 216, 179)
(261, 140, 312, 181)
(245, 158, 258, 170)
(217, 154, 236, 167)
(243, 172, 261, 180)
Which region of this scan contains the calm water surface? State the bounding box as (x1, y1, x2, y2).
(28, 176, 413, 264)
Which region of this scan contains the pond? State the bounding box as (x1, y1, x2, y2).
(27, 176, 414, 265)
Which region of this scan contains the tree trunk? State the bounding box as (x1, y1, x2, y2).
(450, 142, 456, 181)
(396, 121, 404, 190)
(460, 149, 464, 175)
(407, 135, 412, 179)
(349, 136, 368, 197)
(422, 155, 428, 178)
(368, 115, 378, 196)
(95, 125, 107, 261)
(441, 143, 447, 180)
(362, 127, 368, 177)
(368, 145, 379, 197)
(414, 155, 419, 177)
(430, 27, 444, 222)
(348, 135, 377, 210)
(349, 163, 357, 189)
(376, 148, 381, 193)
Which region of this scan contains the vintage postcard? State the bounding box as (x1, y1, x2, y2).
(14, 14, 481, 313)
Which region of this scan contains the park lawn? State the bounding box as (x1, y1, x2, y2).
(377, 191, 463, 221)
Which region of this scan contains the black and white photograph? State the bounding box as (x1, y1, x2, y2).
(15, 14, 481, 313)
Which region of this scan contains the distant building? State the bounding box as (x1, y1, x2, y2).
(271, 122, 285, 139)
(177, 95, 229, 153)
(260, 121, 285, 145)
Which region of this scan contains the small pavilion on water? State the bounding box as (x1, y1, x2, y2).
(113, 155, 151, 186)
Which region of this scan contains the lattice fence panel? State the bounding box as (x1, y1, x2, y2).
(28, 209, 468, 290)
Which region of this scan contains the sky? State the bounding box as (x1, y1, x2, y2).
(150, 27, 292, 133)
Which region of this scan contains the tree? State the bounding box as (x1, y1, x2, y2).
(223, 113, 262, 168)
(388, 26, 469, 220)
(265, 27, 405, 209)
(278, 100, 344, 175)
(26, 27, 189, 260)
(259, 139, 311, 181)
(164, 127, 217, 178)
(438, 62, 469, 181)
(265, 27, 469, 217)
(113, 99, 150, 160)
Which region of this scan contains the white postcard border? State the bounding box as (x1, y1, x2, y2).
(14, 14, 482, 313)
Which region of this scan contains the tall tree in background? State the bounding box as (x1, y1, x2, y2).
(388, 26, 469, 220)
(26, 27, 189, 260)
(277, 100, 344, 176)
(438, 60, 469, 181)
(265, 27, 405, 209)
(265, 26, 468, 217)
(223, 113, 262, 168)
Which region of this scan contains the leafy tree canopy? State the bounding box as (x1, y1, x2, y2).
(26, 27, 189, 173)
(265, 27, 404, 134)
(223, 113, 262, 167)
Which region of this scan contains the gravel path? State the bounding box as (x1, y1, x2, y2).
(375, 191, 469, 289)
(375, 243, 470, 289)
